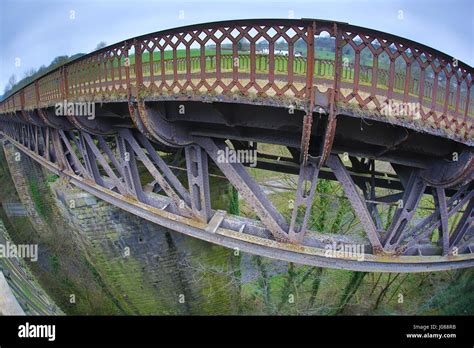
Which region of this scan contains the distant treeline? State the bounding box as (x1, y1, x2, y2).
(219, 36, 396, 68)
(4, 37, 441, 102)
(1, 53, 86, 102)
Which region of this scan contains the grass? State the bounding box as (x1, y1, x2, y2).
(73, 47, 471, 115)
(0, 147, 124, 315)
(46, 174, 59, 183)
(67, 46, 472, 117)
(1, 135, 471, 315)
(27, 176, 49, 220)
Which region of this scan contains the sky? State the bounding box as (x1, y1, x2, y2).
(0, 0, 473, 94)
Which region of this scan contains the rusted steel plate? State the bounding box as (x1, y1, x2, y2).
(0, 19, 472, 145)
(2, 131, 473, 272)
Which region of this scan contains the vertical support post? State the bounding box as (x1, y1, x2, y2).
(80, 132, 104, 186)
(134, 39, 144, 94)
(435, 188, 450, 255)
(185, 144, 211, 222)
(124, 41, 132, 101)
(319, 22, 341, 167)
(34, 126, 39, 154)
(25, 125, 30, 150)
(45, 127, 50, 161)
(20, 90, 25, 112)
(368, 160, 383, 230)
(117, 134, 146, 202)
(383, 170, 426, 251)
(289, 160, 320, 242)
(62, 66, 69, 101)
(300, 21, 315, 165)
(34, 81, 40, 108)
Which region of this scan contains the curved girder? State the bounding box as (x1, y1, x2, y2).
(0, 18, 472, 272)
(1, 121, 473, 272)
(0, 18, 472, 148)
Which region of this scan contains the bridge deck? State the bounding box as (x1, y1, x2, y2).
(1, 19, 473, 145)
(0, 19, 472, 272)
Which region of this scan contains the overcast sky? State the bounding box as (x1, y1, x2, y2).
(0, 0, 473, 93)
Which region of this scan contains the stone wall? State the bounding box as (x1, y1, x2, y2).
(0, 219, 62, 315)
(1, 140, 471, 316)
(3, 145, 51, 238)
(50, 179, 243, 314)
(1, 141, 245, 314)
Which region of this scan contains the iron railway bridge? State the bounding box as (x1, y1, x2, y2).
(0, 19, 472, 272)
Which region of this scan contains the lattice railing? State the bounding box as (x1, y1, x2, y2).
(1, 19, 472, 139)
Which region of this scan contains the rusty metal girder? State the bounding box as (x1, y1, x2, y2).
(299, 21, 316, 166)
(398, 184, 473, 254)
(1, 18, 472, 146)
(185, 144, 212, 222)
(196, 137, 291, 243)
(2, 126, 473, 272)
(289, 160, 320, 242)
(319, 23, 342, 168)
(7, 119, 471, 262)
(434, 187, 450, 256)
(326, 154, 383, 253)
(450, 198, 473, 249)
(383, 170, 427, 251)
(119, 128, 194, 217)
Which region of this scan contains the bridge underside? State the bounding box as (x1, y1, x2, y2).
(0, 100, 472, 272)
(0, 18, 473, 272)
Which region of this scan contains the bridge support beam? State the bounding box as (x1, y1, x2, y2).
(119, 129, 194, 217)
(58, 130, 87, 177)
(1, 121, 473, 271)
(117, 134, 146, 202)
(289, 160, 320, 242)
(80, 132, 105, 187)
(398, 184, 473, 254)
(450, 198, 473, 253)
(185, 144, 211, 223)
(197, 137, 291, 243)
(383, 170, 426, 251)
(326, 154, 383, 253)
(434, 187, 450, 256)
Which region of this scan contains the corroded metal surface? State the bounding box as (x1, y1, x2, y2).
(0, 19, 472, 144)
(0, 19, 472, 272)
(1, 122, 472, 272)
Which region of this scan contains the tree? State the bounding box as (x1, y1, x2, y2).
(4, 74, 17, 94)
(50, 56, 69, 69)
(37, 65, 47, 75)
(95, 41, 107, 51)
(333, 271, 367, 315)
(237, 38, 250, 52)
(23, 68, 37, 79)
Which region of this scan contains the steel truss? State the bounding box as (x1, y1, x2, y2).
(0, 121, 473, 272)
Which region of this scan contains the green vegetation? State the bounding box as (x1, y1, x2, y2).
(0, 137, 471, 316)
(46, 174, 59, 183)
(0, 147, 123, 315)
(333, 272, 367, 315)
(27, 176, 49, 220)
(423, 269, 474, 315)
(2, 54, 85, 100)
(48, 255, 60, 275)
(228, 186, 240, 215)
